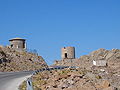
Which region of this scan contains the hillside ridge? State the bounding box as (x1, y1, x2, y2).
(0, 46, 48, 72)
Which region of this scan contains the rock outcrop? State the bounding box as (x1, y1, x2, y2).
(0, 46, 48, 72)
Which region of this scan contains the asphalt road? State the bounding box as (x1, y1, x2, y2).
(0, 71, 33, 90)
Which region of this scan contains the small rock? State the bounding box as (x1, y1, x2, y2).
(67, 79, 74, 85)
(102, 80, 111, 88)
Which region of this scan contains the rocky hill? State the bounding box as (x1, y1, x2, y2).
(19, 48, 120, 90)
(54, 48, 120, 71)
(0, 46, 48, 72)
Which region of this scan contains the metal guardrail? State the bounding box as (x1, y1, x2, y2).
(33, 66, 79, 75)
(26, 78, 33, 90)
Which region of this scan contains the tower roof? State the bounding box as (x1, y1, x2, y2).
(9, 37, 26, 41)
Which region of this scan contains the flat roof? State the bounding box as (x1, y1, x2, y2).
(9, 37, 26, 41)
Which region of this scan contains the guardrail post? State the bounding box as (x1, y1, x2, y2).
(26, 78, 33, 90)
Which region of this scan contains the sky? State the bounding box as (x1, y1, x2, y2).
(0, 0, 120, 65)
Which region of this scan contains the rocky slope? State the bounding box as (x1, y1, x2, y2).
(0, 46, 48, 72)
(54, 48, 120, 71)
(20, 68, 119, 90)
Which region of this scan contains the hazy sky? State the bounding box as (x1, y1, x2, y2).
(0, 0, 120, 65)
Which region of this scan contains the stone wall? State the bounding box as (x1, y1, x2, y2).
(61, 47, 75, 59)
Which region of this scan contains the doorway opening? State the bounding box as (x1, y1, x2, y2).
(65, 53, 67, 58)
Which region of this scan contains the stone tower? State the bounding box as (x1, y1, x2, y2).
(61, 47, 75, 59)
(9, 38, 26, 50)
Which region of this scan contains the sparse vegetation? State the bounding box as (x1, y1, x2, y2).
(95, 75, 102, 79)
(19, 81, 26, 90)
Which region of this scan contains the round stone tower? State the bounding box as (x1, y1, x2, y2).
(9, 38, 26, 50)
(61, 47, 75, 59)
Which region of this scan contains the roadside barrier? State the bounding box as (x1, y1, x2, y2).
(26, 78, 33, 90)
(32, 66, 79, 75)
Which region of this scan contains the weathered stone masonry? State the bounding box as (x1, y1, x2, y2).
(9, 37, 26, 51)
